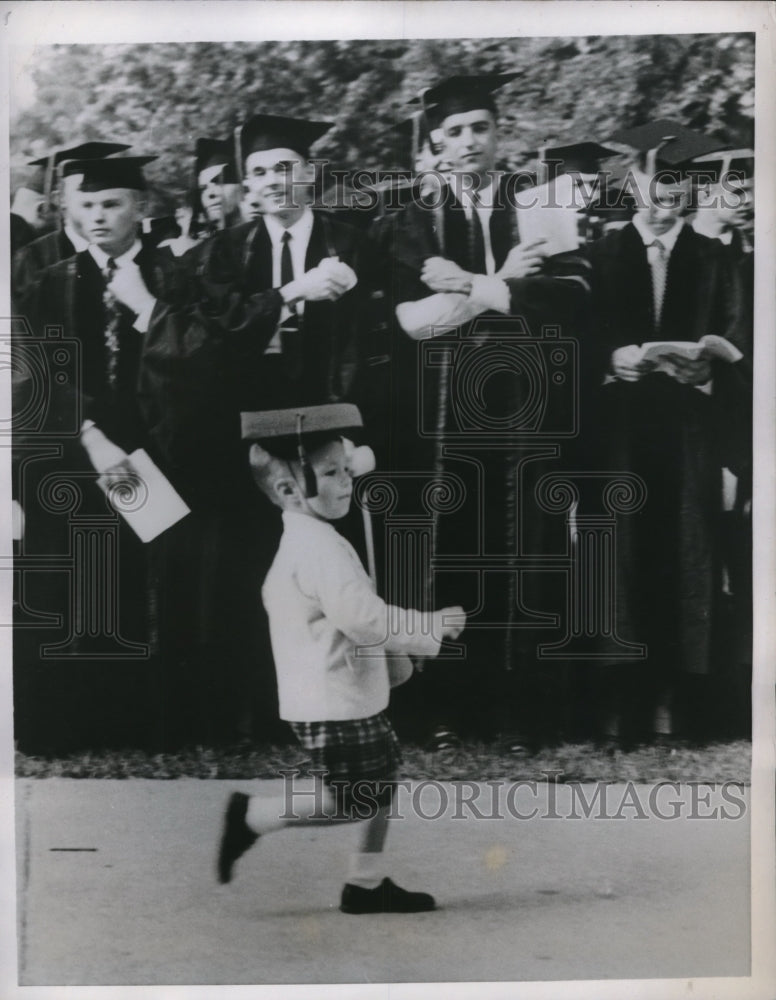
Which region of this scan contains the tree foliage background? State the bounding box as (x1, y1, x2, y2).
(10, 33, 754, 206)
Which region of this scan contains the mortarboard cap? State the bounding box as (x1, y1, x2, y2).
(606, 120, 726, 176)
(242, 403, 364, 498)
(528, 140, 620, 176)
(241, 403, 363, 447)
(62, 155, 156, 192)
(28, 141, 133, 206)
(195, 137, 237, 185)
(690, 148, 754, 184)
(27, 141, 131, 168)
(420, 72, 521, 120)
(238, 113, 333, 164)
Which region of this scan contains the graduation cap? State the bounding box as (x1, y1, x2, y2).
(27, 141, 132, 205)
(27, 140, 131, 169)
(241, 403, 364, 498)
(605, 120, 726, 177)
(419, 72, 521, 120)
(62, 155, 156, 192)
(527, 140, 620, 180)
(690, 148, 754, 184)
(236, 113, 333, 173)
(195, 137, 237, 185)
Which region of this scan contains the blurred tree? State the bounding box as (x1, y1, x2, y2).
(11, 34, 754, 203)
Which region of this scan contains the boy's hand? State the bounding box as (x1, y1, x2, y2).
(440, 606, 467, 641)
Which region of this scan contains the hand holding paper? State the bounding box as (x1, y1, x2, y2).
(497, 239, 548, 280)
(284, 257, 356, 303)
(611, 344, 650, 382)
(97, 449, 190, 543)
(81, 425, 130, 477)
(108, 261, 156, 317)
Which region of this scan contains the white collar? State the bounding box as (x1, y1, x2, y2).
(263, 207, 315, 246)
(88, 238, 143, 270)
(632, 213, 684, 253)
(281, 509, 340, 537)
(64, 223, 90, 253)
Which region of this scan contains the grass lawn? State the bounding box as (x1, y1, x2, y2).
(15, 738, 752, 783)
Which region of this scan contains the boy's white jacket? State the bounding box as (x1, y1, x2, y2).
(263, 510, 443, 722)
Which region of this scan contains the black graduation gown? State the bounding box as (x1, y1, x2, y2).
(12, 228, 76, 315)
(10, 213, 38, 255)
(588, 223, 750, 696)
(13, 246, 188, 751)
(135, 211, 379, 742)
(378, 177, 591, 740)
(140, 211, 375, 509)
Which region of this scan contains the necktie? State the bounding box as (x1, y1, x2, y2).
(280, 230, 296, 307)
(466, 195, 486, 275)
(279, 230, 303, 380)
(648, 239, 668, 331)
(102, 257, 122, 389)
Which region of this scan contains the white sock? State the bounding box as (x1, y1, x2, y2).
(245, 795, 286, 835)
(347, 852, 384, 890)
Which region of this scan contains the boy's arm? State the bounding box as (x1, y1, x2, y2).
(307, 542, 443, 659)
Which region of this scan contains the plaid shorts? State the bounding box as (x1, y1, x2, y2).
(287, 711, 401, 813)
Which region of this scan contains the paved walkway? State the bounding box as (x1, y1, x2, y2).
(14, 778, 749, 986)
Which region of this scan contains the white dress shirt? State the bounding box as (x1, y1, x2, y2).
(263, 207, 315, 353)
(629, 214, 714, 395)
(262, 511, 443, 722)
(395, 175, 515, 340)
(631, 213, 684, 277)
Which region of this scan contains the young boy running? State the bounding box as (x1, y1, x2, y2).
(217, 404, 466, 913)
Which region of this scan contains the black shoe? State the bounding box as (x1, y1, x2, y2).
(340, 877, 436, 914)
(217, 792, 259, 884)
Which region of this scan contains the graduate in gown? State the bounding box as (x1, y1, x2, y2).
(11, 141, 131, 313)
(380, 74, 591, 745)
(138, 114, 378, 743)
(13, 155, 192, 752)
(588, 122, 750, 745)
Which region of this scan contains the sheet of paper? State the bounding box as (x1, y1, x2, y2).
(97, 449, 190, 543)
(639, 341, 705, 364)
(514, 176, 583, 256)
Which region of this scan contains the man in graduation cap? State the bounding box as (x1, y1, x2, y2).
(587, 120, 750, 745)
(11, 141, 130, 311)
(13, 154, 195, 752)
(185, 137, 242, 240)
(152, 113, 371, 416)
(138, 113, 377, 743)
(380, 73, 591, 747)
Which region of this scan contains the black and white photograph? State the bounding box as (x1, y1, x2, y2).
(1, 2, 775, 998)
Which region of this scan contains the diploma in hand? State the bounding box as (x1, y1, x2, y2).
(97, 449, 190, 542)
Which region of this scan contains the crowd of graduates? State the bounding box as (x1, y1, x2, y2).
(10, 72, 753, 756)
